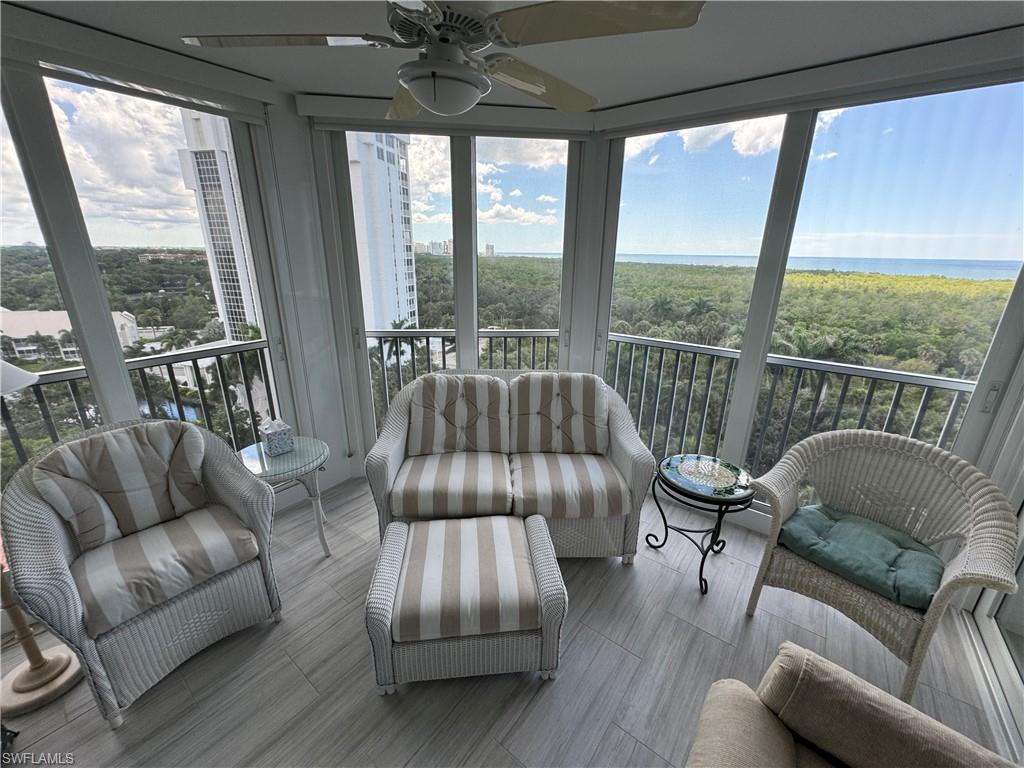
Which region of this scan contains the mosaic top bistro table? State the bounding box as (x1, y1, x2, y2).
(647, 454, 755, 594)
(238, 436, 332, 558)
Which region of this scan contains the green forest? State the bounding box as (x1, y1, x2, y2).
(3, 248, 1016, 484)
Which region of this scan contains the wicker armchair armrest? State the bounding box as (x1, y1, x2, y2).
(0, 470, 86, 643)
(201, 431, 275, 547)
(606, 390, 656, 517)
(933, 495, 1018, 604)
(751, 447, 812, 534)
(365, 386, 413, 538)
(525, 515, 567, 671)
(366, 522, 408, 686)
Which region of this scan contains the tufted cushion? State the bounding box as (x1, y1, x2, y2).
(407, 373, 510, 456)
(34, 421, 207, 552)
(779, 505, 944, 610)
(390, 452, 513, 518)
(71, 505, 258, 637)
(511, 452, 630, 518)
(510, 372, 609, 454)
(391, 515, 541, 642)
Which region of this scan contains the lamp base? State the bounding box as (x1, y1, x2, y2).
(1, 652, 82, 718)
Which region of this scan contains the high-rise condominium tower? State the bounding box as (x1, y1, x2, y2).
(178, 110, 259, 342)
(346, 132, 417, 329)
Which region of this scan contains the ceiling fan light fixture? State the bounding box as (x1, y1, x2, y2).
(397, 59, 491, 116)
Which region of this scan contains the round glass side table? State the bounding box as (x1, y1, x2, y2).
(238, 436, 331, 558)
(647, 454, 754, 594)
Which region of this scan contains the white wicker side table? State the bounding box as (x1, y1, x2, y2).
(238, 436, 331, 558)
(366, 514, 567, 693)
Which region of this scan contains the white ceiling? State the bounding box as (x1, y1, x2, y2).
(18, 1, 1024, 110)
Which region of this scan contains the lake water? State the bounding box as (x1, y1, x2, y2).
(499, 253, 1022, 281)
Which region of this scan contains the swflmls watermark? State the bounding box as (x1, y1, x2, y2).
(1, 753, 74, 765)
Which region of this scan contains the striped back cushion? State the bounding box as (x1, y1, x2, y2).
(407, 374, 510, 456)
(34, 421, 208, 552)
(510, 372, 609, 454)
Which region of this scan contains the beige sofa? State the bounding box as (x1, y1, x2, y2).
(686, 642, 1013, 768)
(365, 370, 655, 561)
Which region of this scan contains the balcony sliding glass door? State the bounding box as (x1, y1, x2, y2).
(0, 70, 280, 486)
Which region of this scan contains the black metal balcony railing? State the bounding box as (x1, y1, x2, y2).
(1, 340, 276, 484)
(366, 329, 975, 477)
(365, 329, 559, 428)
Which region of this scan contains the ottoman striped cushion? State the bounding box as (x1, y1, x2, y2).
(391, 516, 541, 642)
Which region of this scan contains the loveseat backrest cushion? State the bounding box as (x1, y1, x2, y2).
(407, 373, 510, 456)
(33, 421, 208, 552)
(510, 372, 609, 454)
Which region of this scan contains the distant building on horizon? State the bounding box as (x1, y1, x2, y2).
(347, 132, 417, 329)
(178, 110, 260, 342)
(485, 243, 495, 258)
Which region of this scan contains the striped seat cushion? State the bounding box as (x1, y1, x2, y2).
(34, 421, 207, 552)
(390, 452, 513, 519)
(407, 373, 510, 456)
(511, 452, 631, 518)
(71, 505, 259, 638)
(392, 516, 541, 643)
(510, 372, 609, 454)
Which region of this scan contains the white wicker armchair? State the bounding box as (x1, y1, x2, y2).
(366, 369, 655, 560)
(0, 421, 281, 728)
(746, 429, 1019, 701)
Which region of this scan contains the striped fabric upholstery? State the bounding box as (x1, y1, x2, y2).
(34, 421, 207, 552)
(510, 372, 609, 454)
(71, 505, 259, 637)
(390, 452, 513, 519)
(511, 452, 631, 518)
(407, 374, 510, 456)
(391, 516, 541, 642)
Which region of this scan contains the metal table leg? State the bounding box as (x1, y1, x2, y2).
(298, 468, 331, 558)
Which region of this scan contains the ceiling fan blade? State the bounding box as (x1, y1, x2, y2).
(181, 34, 385, 48)
(386, 85, 423, 120)
(484, 55, 597, 113)
(486, 1, 704, 47)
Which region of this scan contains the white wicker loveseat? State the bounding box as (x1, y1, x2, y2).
(366, 370, 655, 561)
(746, 429, 1018, 701)
(0, 420, 281, 728)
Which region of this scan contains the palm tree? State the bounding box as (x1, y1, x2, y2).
(684, 297, 718, 323)
(160, 329, 197, 352)
(647, 294, 677, 325)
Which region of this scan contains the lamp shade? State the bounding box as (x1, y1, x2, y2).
(1, 360, 39, 396)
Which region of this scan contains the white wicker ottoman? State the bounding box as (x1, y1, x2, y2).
(366, 514, 567, 694)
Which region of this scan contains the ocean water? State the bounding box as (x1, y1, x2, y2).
(499, 252, 1022, 281)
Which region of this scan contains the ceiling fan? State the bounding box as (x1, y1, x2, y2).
(182, 1, 704, 118)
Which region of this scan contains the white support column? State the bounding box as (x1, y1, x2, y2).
(556, 140, 583, 370)
(450, 135, 478, 369)
(564, 135, 625, 373)
(1, 68, 137, 422)
(718, 111, 817, 467)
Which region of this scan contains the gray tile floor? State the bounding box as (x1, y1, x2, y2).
(1, 479, 1001, 766)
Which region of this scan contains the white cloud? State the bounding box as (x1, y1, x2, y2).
(678, 115, 787, 157)
(536, 194, 558, 203)
(509, 188, 522, 197)
(37, 81, 207, 245)
(544, 208, 557, 215)
(647, 153, 660, 166)
(476, 137, 567, 169)
(675, 110, 847, 159)
(408, 134, 452, 200)
(477, 203, 557, 226)
(882, 127, 894, 135)
(624, 133, 664, 162)
(814, 151, 839, 161)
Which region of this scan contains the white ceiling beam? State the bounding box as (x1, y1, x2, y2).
(593, 26, 1024, 137)
(1, 4, 280, 114)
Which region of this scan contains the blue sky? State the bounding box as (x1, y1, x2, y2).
(411, 81, 1023, 262)
(4, 81, 1021, 264)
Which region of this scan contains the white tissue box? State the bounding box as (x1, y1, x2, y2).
(258, 419, 294, 456)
